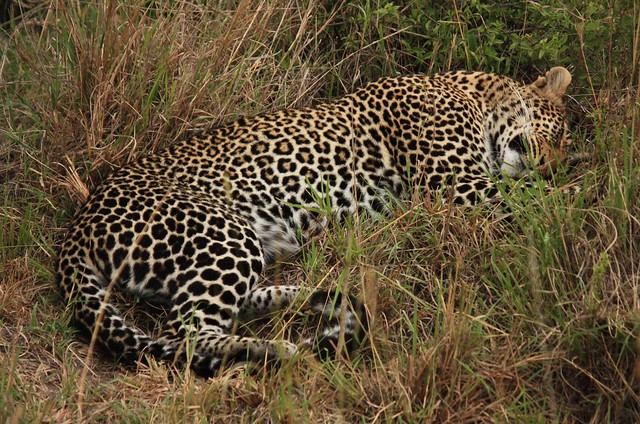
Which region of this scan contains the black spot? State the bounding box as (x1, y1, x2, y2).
(370, 198, 385, 213)
(182, 242, 196, 257)
(151, 224, 168, 240)
(193, 236, 209, 249)
(236, 260, 251, 278)
(186, 219, 204, 234)
(235, 282, 247, 296)
(428, 174, 442, 191)
(222, 273, 239, 286)
(112, 248, 128, 269)
(120, 265, 131, 284)
(208, 283, 223, 297)
(209, 242, 228, 256)
(202, 268, 221, 281)
(193, 252, 208, 265)
(176, 256, 194, 271)
(508, 135, 526, 153)
(177, 270, 197, 284)
(251, 260, 262, 274)
(226, 228, 243, 240)
(133, 262, 150, 283)
(179, 302, 197, 318)
(221, 290, 237, 305)
(153, 243, 170, 260)
(188, 281, 206, 296)
(169, 235, 185, 254)
(458, 184, 471, 194)
(118, 231, 134, 245)
(138, 234, 153, 249)
(217, 257, 235, 270)
(146, 277, 162, 291)
(474, 180, 488, 191)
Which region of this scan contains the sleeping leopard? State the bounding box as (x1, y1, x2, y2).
(57, 67, 574, 377)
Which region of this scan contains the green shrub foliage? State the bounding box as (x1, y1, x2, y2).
(321, 0, 635, 88)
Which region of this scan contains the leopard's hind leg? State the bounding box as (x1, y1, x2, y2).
(149, 282, 300, 377)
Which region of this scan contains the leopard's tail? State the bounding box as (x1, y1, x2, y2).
(57, 259, 220, 373)
(57, 261, 155, 363)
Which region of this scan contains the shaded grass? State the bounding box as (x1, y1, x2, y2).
(1, 0, 639, 422)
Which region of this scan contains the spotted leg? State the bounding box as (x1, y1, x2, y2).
(238, 285, 302, 320)
(148, 299, 299, 377)
(238, 285, 367, 359)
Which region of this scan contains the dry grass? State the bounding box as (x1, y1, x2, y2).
(1, 0, 639, 422)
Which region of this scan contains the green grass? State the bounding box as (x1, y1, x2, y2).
(1, 0, 639, 422)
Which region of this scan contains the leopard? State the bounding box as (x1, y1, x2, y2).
(56, 66, 574, 377)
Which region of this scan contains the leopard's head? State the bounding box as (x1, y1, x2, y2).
(495, 67, 573, 177)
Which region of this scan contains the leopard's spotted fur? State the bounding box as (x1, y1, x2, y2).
(57, 67, 574, 376)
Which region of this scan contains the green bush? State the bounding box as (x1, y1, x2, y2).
(320, 0, 636, 91)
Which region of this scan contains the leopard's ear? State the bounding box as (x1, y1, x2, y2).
(531, 67, 572, 101)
